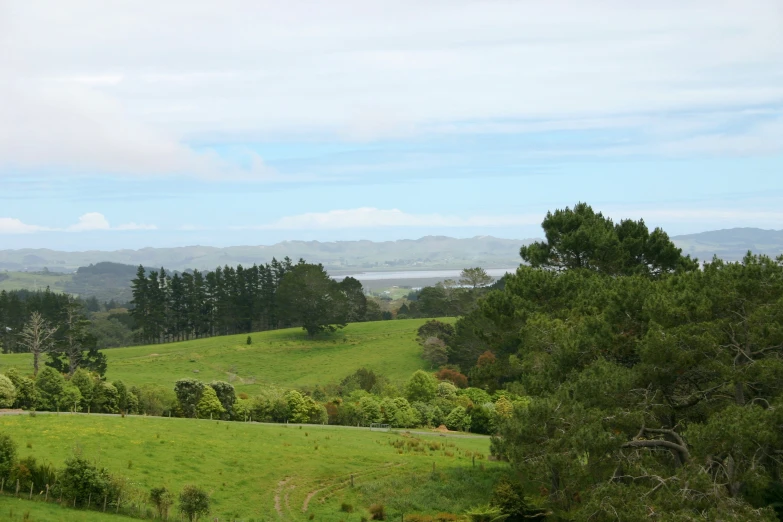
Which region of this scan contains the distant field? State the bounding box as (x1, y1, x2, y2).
(0, 272, 72, 293)
(0, 414, 503, 521)
(0, 319, 452, 393)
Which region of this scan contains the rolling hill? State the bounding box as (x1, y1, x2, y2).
(0, 319, 448, 394)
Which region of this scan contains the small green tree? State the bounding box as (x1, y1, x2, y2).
(422, 337, 448, 368)
(35, 367, 66, 410)
(59, 456, 114, 507)
(405, 370, 438, 403)
(0, 433, 17, 479)
(196, 386, 225, 419)
(4, 369, 37, 409)
(150, 486, 174, 520)
(460, 267, 494, 289)
(174, 379, 205, 418)
(179, 484, 210, 521)
(246, 336, 252, 345)
(445, 406, 471, 432)
(58, 385, 82, 412)
(0, 374, 16, 408)
(69, 368, 95, 411)
(209, 381, 235, 419)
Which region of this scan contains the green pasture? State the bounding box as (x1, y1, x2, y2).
(0, 272, 72, 294)
(0, 496, 136, 521)
(0, 319, 450, 394)
(0, 414, 503, 521)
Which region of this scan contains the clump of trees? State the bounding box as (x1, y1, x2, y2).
(438, 202, 783, 519)
(130, 259, 370, 342)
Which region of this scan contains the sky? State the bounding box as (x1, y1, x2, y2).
(1, 0, 782, 251)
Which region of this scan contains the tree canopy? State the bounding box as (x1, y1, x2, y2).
(519, 202, 698, 276)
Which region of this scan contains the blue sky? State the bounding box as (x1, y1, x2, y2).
(1, 1, 782, 250)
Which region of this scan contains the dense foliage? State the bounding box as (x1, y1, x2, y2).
(444, 203, 783, 519)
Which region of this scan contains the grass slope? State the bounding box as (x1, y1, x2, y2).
(0, 414, 502, 521)
(0, 272, 71, 293)
(0, 319, 450, 394)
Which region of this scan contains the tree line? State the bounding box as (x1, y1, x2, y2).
(130, 258, 373, 343)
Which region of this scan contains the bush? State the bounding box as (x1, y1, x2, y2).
(150, 486, 174, 520)
(490, 477, 529, 521)
(246, 336, 252, 345)
(436, 368, 468, 388)
(0, 433, 17, 479)
(179, 484, 210, 522)
(0, 374, 17, 408)
(445, 406, 471, 432)
(341, 503, 354, 513)
(369, 504, 386, 520)
(197, 386, 225, 419)
(58, 456, 115, 507)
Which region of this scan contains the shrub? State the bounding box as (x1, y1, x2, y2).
(0, 374, 17, 408)
(179, 484, 210, 522)
(405, 370, 438, 403)
(34, 367, 66, 411)
(0, 433, 17, 479)
(490, 477, 529, 521)
(208, 381, 235, 418)
(341, 503, 354, 513)
(59, 456, 115, 507)
(197, 386, 225, 419)
(174, 379, 206, 418)
(445, 406, 471, 432)
(150, 486, 174, 520)
(246, 336, 252, 345)
(4, 369, 37, 409)
(369, 504, 386, 520)
(465, 504, 508, 522)
(436, 368, 468, 388)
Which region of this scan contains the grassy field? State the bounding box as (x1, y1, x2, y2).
(0, 271, 72, 293)
(0, 319, 451, 395)
(0, 414, 504, 521)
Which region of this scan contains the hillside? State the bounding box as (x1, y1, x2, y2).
(0, 414, 500, 521)
(672, 227, 783, 261)
(0, 236, 528, 272)
(0, 319, 447, 393)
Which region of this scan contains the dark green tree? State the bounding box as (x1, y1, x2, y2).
(276, 263, 348, 336)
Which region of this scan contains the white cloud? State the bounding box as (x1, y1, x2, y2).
(67, 212, 111, 232)
(250, 208, 541, 230)
(0, 1, 781, 176)
(0, 218, 50, 234)
(0, 213, 157, 234)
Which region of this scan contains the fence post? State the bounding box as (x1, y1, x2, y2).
(15, 479, 19, 497)
(473, 455, 475, 468)
(45, 484, 49, 502)
(29, 482, 33, 499)
(0, 477, 4, 493)
(88, 491, 92, 508)
(103, 494, 108, 512)
(117, 489, 122, 513)
(351, 474, 354, 487)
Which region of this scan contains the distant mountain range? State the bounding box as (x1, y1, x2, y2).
(0, 228, 780, 274)
(0, 236, 531, 273)
(672, 228, 783, 262)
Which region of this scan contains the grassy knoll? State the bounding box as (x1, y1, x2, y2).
(0, 319, 448, 394)
(0, 414, 503, 521)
